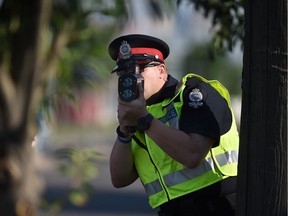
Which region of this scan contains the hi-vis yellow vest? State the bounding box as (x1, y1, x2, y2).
(131, 74, 239, 208)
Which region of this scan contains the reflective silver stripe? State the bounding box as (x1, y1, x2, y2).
(215, 149, 238, 166)
(143, 150, 238, 197)
(144, 157, 214, 196)
(164, 157, 214, 187)
(144, 178, 163, 196)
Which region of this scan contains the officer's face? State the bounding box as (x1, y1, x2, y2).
(141, 63, 167, 100)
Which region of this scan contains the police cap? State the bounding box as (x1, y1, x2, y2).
(108, 34, 170, 62)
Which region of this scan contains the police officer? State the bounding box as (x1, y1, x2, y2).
(109, 34, 239, 216)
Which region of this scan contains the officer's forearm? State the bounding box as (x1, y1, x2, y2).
(145, 118, 213, 168)
(109, 139, 138, 188)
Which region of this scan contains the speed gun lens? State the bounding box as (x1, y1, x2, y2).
(118, 74, 138, 102)
(123, 77, 133, 87)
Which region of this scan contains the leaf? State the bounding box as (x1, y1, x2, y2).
(69, 190, 88, 206)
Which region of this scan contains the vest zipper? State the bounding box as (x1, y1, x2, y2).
(132, 135, 170, 201)
(147, 149, 170, 201)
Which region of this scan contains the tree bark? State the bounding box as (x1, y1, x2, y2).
(237, 0, 287, 216)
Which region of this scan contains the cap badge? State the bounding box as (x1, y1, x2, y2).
(189, 88, 203, 108)
(119, 41, 131, 56)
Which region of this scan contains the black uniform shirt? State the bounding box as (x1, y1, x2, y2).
(147, 75, 232, 147)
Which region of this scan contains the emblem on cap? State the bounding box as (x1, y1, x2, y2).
(119, 41, 131, 56)
(189, 88, 203, 108)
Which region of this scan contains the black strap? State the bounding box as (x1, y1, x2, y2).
(132, 135, 148, 150)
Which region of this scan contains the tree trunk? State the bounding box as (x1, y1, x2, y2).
(0, 0, 51, 215)
(237, 0, 287, 216)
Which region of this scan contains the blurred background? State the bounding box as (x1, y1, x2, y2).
(0, 0, 243, 215)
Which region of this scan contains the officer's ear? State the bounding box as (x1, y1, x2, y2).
(158, 63, 167, 77)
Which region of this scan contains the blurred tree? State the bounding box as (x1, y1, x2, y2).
(177, 0, 244, 52)
(0, 0, 128, 215)
(0, 1, 51, 215)
(0, 0, 162, 214)
(181, 43, 242, 95)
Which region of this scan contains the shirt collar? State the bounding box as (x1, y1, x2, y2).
(146, 75, 179, 106)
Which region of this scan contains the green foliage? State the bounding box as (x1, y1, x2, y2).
(40, 198, 62, 214)
(0, 0, 23, 65)
(49, 0, 118, 84)
(181, 43, 242, 95)
(54, 147, 101, 205)
(40, 147, 101, 213)
(68, 184, 94, 206)
(101, 0, 129, 20)
(54, 147, 101, 184)
(38, 0, 129, 124)
(177, 0, 244, 52)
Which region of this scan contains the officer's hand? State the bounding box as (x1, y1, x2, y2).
(117, 84, 148, 129)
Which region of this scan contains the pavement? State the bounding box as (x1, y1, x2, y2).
(35, 125, 158, 216)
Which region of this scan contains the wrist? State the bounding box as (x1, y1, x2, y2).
(136, 113, 154, 132)
(116, 126, 132, 144)
(117, 135, 132, 144)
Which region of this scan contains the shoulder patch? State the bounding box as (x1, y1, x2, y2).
(188, 88, 204, 108)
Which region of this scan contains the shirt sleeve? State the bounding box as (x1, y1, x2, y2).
(179, 77, 232, 147)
